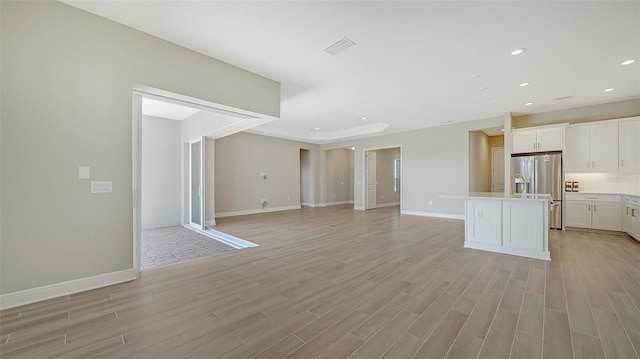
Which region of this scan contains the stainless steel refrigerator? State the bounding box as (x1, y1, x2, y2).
(510, 152, 563, 229)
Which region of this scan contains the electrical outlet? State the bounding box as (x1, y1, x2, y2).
(429, 200, 434, 206)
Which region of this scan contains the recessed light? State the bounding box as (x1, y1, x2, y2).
(554, 95, 572, 101)
(524, 102, 534, 106)
(519, 82, 530, 87)
(315, 127, 320, 130)
(488, 96, 495, 100)
(362, 117, 367, 120)
(511, 48, 526, 56)
(480, 86, 488, 91)
(441, 120, 452, 124)
(471, 74, 480, 79)
(621, 59, 637, 65)
(604, 88, 615, 92)
(501, 129, 505, 132)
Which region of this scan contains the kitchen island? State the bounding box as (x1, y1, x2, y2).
(442, 192, 552, 261)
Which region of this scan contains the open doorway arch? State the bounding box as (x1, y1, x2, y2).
(132, 88, 270, 271)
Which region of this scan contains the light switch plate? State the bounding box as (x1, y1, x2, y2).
(91, 181, 112, 193)
(78, 166, 90, 179)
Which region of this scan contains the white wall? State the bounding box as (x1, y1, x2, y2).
(1, 1, 279, 294)
(141, 116, 181, 230)
(565, 172, 640, 195)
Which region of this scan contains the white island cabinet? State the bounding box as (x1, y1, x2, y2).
(442, 193, 552, 261)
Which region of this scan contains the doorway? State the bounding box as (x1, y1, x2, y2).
(492, 147, 505, 192)
(363, 146, 402, 210)
(300, 149, 312, 207)
(133, 90, 265, 271)
(189, 137, 206, 229)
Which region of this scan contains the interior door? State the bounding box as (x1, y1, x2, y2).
(492, 147, 504, 192)
(189, 137, 205, 229)
(366, 151, 377, 209)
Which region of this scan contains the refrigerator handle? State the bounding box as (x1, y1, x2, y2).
(532, 157, 537, 194)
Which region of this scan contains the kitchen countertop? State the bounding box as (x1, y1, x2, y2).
(441, 192, 553, 202)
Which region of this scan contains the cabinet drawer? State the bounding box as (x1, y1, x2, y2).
(624, 196, 640, 205)
(565, 193, 621, 202)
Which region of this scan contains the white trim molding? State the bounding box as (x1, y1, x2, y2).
(0, 269, 138, 310)
(301, 202, 326, 207)
(353, 206, 366, 211)
(215, 205, 301, 218)
(401, 210, 464, 220)
(375, 202, 400, 208)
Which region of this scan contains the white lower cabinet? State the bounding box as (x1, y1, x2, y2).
(623, 196, 640, 241)
(565, 194, 622, 231)
(464, 197, 550, 261)
(466, 200, 502, 245)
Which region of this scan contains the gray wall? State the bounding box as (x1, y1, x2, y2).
(324, 117, 504, 215)
(215, 132, 319, 214)
(1, 1, 279, 294)
(141, 116, 182, 230)
(371, 148, 401, 205)
(325, 149, 352, 204)
(469, 131, 491, 192)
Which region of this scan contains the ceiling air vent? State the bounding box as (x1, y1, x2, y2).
(325, 37, 356, 55)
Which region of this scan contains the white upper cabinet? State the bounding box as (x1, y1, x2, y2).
(565, 122, 618, 173)
(590, 122, 619, 172)
(619, 117, 640, 172)
(512, 126, 564, 154)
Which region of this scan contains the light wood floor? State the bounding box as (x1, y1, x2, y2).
(2, 205, 640, 358)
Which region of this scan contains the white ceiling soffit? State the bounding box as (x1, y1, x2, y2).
(68, 1, 640, 144)
(309, 122, 389, 142)
(138, 89, 276, 139)
(142, 98, 199, 121)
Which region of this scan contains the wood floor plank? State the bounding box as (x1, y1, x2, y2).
(592, 308, 638, 359)
(543, 309, 573, 359)
(1, 206, 640, 359)
(445, 332, 484, 359)
(413, 309, 469, 359)
(477, 309, 518, 359)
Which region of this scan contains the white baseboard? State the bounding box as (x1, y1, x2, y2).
(205, 219, 216, 226)
(325, 201, 354, 206)
(401, 210, 464, 220)
(375, 202, 400, 208)
(216, 205, 301, 218)
(301, 202, 326, 207)
(0, 268, 137, 311)
(353, 206, 365, 211)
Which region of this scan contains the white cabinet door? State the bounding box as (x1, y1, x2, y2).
(623, 202, 634, 234)
(503, 201, 544, 251)
(537, 127, 564, 152)
(566, 201, 592, 228)
(619, 119, 640, 172)
(565, 126, 591, 172)
(512, 131, 537, 154)
(466, 200, 502, 245)
(591, 201, 622, 231)
(590, 123, 619, 173)
(632, 205, 640, 240)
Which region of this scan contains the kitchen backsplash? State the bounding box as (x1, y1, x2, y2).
(564, 172, 640, 195)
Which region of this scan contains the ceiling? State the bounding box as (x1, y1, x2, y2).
(65, 1, 639, 144)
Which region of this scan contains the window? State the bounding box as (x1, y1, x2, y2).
(394, 159, 401, 193)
